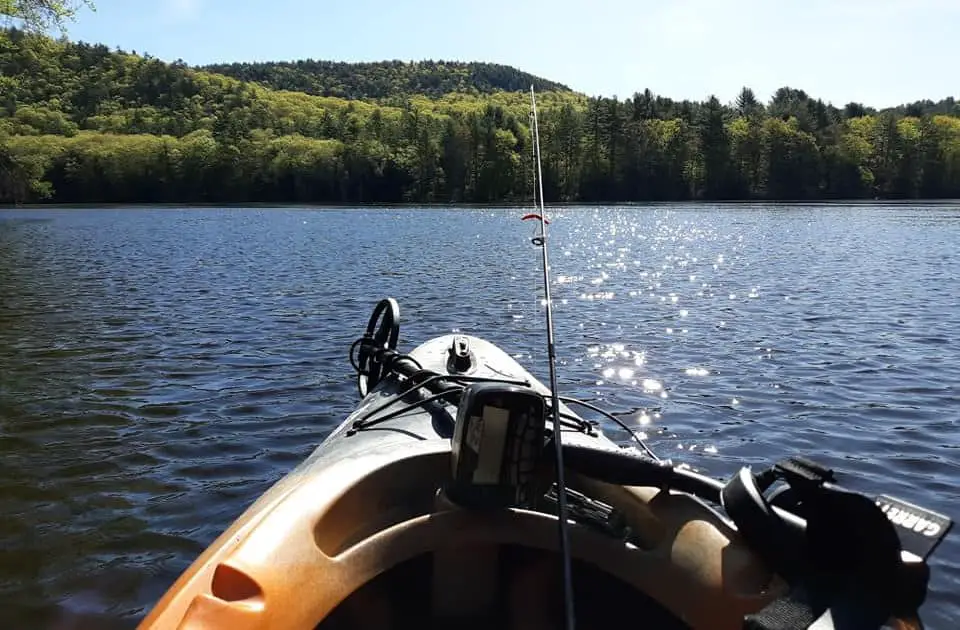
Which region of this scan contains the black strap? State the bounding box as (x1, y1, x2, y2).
(743, 586, 821, 630)
(721, 467, 805, 579)
(745, 586, 893, 630)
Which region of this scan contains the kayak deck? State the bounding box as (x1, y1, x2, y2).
(137, 334, 782, 629)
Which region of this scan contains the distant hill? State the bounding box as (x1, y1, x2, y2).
(199, 59, 571, 100)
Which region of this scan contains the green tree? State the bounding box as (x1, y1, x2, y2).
(1, 132, 56, 201)
(543, 103, 581, 200)
(763, 117, 822, 199)
(735, 87, 763, 120)
(844, 103, 868, 119)
(822, 118, 874, 198)
(697, 96, 732, 198)
(728, 116, 764, 197)
(1, 0, 93, 31)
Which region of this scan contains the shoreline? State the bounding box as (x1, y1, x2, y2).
(4, 199, 960, 210)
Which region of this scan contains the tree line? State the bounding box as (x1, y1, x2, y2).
(2, 28, 960, 204)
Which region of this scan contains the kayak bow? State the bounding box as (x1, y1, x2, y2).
(137, 298, 952, 630)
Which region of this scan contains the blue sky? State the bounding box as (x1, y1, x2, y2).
(54, 0, 957, 108)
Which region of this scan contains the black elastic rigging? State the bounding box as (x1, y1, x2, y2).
(558, 396, 660, 462)
(347, 360, 591, 436)
(350, 371, 531, 431)
(347, 331, 668, 460)
(349, 337, 424, 384)
(348, 387, 464, 434)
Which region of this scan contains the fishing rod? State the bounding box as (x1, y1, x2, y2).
(527, 85, 576, 630)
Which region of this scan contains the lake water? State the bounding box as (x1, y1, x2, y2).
(1, 204, 958, 629)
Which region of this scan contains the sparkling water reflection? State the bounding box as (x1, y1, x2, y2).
(1, 205, 959, 628)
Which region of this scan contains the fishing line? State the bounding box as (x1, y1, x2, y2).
(526, 86, 576, 630)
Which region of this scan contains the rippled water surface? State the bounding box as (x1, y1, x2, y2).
(1, 205, 959, 629)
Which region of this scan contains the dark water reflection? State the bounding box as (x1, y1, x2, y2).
(1, 205, 958, 629)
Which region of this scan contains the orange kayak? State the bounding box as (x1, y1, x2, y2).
(138, 299, 950, 630)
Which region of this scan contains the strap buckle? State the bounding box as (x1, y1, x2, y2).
(773, 456, 835, 489)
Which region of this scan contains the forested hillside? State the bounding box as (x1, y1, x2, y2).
(2, 27, 960, 205)
(200, 60, 570, 100)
